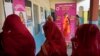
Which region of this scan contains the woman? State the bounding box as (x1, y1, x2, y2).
(1, 14, 35, 56)
(63, 13, 70, 45)
(71, 24, 100, 56)
(63, 13, 70, 37)
(37, 16, 67, 56)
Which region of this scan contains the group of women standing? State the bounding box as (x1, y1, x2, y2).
(0, 14, 100, 56)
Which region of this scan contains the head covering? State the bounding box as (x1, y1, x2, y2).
(2, 14, 35, 56)
(71, 24, 100, 56)
(76, 24, 99, 46)
(41, 17, 67, 56)
(46, 15, 53, 21)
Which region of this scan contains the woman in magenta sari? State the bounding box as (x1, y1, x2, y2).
(37, 16, 67, 56)
(1, 14, 35, 56)
(71, 24, 100, 56)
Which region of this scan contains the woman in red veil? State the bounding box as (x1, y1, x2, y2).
(1, 14, 35, 56)
(71, 24, 100, 56)
(37, 16, 67, 56)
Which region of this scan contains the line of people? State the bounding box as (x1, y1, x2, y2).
(0, 14, 100, 56)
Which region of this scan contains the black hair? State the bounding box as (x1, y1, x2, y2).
(76, 15, 80, 18)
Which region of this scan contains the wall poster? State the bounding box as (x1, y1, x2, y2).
(55, 3, 76, 44)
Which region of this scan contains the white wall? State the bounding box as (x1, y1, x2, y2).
(77, 0, 90, 12)
(0, 0, 5, 32)
(30, 0, 51, 24)
(28, 0, 51, 55)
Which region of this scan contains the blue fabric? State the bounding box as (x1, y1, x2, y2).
(79, 17, 84, 25)
(98, 17, 100, 25)
(34, 31, 46, 55)
(33, 24, 46, 55)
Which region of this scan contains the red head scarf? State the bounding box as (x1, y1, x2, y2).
(72, 24, 100, 56)
(2, 14, 35, 56)
(42, 20, 67, 56)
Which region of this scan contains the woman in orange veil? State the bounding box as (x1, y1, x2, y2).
(63, 13, 70, 45)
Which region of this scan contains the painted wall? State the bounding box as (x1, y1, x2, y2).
(49, 0, 75, 10)
(29, 0, 51, 55)
(30, 0, 51, 23)
(0, 0, 5, 32)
